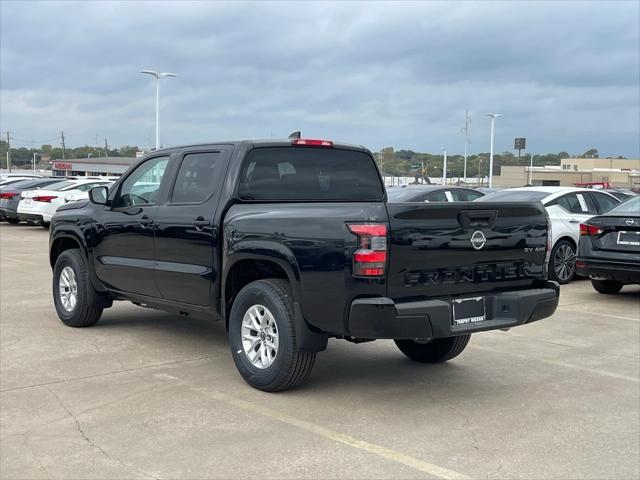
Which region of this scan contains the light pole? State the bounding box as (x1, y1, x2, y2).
(485, 113, 503, 188)
(140, 69, 178, 149)
(32, 152, 41, 171)
(529, 154, 535, 185)
(441, 147, 447, 185)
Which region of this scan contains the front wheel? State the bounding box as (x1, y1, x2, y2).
(548, 239, 576, 284)
(394, 335, 471, 363)
(53, 249, 103, 327)
(228, 279, 316, 392)
(591, 279, 623, 294)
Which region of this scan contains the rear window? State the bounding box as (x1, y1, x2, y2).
(238, 147, 383, 201)
(607, 196, 639, 215)
(476, 190, 548, 202)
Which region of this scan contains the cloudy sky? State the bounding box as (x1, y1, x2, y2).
(1, 1, 639, 157)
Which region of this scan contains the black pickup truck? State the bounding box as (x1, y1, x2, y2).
(49, 138, 559, 391)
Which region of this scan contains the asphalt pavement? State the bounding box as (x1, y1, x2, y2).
(1, 223, 639, 479)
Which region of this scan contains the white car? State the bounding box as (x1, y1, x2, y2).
(477, 186, 620, 284)
(17, 179, 113, 228)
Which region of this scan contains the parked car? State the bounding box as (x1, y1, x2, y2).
(576, 196, 640, 294)
(18, 179, 113, 228)
(0, 178, 70, 223)
(604, 189, 636, 202)
(477, 187, 621, 284)
(0, 177, 41, 187)
(386, 185, 484, 202)
(50, 138, 559, 392)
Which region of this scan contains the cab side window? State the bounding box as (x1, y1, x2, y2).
(171, 152, 221, 204)
(113, 156, 170, 208)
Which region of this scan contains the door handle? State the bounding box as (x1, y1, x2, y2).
(193, 216, 210, 232)
(139, 215, 153, 227)
(569, 218, 580, 224)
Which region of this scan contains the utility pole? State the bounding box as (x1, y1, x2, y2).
(140, 70, 178, 149)
(462, 109, 470, 182)
(61, 131, 66, 160)
(104, 138, 108, 158)
(5, 131, 11, 172)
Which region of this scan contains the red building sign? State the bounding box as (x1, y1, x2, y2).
(53, 162, 72, 170)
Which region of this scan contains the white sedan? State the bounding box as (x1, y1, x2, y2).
(17, 179, 113, 228)
(477, 186, 620, 284)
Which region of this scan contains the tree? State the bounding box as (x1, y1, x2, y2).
(582, 148, 599, 158)
(558, 151, 570, 159)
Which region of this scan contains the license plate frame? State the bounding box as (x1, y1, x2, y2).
(452, 296, 486, 326)
(617, 231, 640, 246)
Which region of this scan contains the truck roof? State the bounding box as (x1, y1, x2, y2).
(151, 138, 371, 155)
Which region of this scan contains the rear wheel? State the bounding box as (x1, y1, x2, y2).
(591, 279, 623, 294)
(53, 249, 103, 327)
(549, 239, 576, 284)
(228, 279, 316, 392)
(394, 335, 471, 363)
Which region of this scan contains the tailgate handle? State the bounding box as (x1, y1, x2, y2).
(459, 210, 497, 228)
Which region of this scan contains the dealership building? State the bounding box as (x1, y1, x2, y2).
(493, 157, 640, 191)
(51, 156, 139, 177)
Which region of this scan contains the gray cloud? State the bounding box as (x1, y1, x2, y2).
(1, 0, 639, 157)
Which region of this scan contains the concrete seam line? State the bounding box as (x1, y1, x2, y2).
(556, 306, 640, 323)
(198, 389, 469, 480)
(470, 345, 639, 383)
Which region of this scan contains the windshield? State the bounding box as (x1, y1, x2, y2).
(476, 190, 549, 202)
(606, 196, 640, 215)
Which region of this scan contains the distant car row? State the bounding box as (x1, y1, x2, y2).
(387, 185, 638, 289)
(0, 177, 114, 227)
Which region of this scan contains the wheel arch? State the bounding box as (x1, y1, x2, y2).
(222, 245, 303, 328)
(50, 233, 87, 269)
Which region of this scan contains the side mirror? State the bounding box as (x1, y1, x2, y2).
(89, 186, 108, 205)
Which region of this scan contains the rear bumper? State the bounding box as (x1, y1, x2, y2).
(347, 281, 560, 340)
(576, 258, 640, 284)
(0, 207, 18, 220)
(18, 213, 45, 224)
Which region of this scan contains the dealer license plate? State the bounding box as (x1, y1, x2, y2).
(617, 231, 640, 246)
(452, 296, 486, 326)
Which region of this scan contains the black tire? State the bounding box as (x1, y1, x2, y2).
(52, 249, 103, 327)
(228, 279, 316, 392)
(591, 279, 623, 294)
(394, 335, 471, 363)
(5, 218, 20, 224)
(548, 239, 577, 284)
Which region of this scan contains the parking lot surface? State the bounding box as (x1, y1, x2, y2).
(1, 223, 639, 479)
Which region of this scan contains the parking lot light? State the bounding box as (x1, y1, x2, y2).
(485, 113, 503, 188)
(140, 69, 178, 150)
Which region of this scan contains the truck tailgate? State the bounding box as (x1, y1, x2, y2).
(386, 202, 548, 299)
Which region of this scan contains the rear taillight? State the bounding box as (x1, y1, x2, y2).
(580, 223, 603, 236)
(291, 139, 334, 147)
(32, 195, 58, 203)
(347, 223, 388, 277)
(0, 192, 19, 199)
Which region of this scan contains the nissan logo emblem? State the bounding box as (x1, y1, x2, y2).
(625, 219, 635, 226)
(470, 230, 487, 250)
